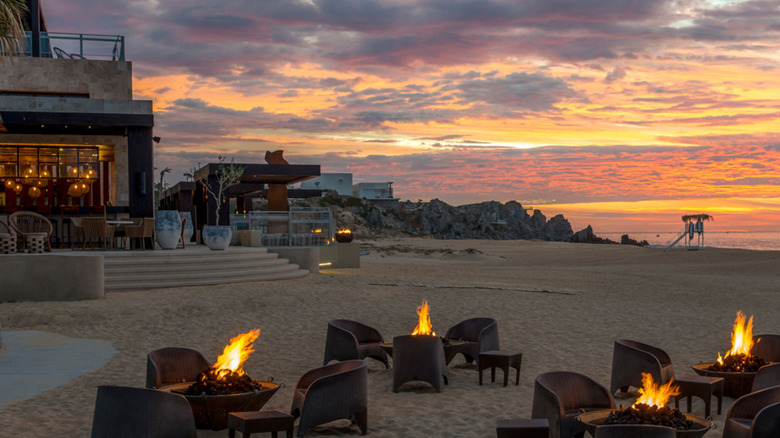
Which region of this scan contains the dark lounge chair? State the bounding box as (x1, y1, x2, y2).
(610, 339, 674, 395)
(722, 385, 780, 438)
(752, 362, 780, 392)
(532, 371, 616, 438)
(90, 385, 197, 438)
(594, 424, 675, 438)
(323, 319, 389, 368)
(444, 317, 499, 367)
(752, 334, 780, 362)
(290, 359, 367, 437)
(146, 347, 210, 389)
(392, 334, 448, 393)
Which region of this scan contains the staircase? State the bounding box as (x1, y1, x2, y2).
(103, 246, 309, 291)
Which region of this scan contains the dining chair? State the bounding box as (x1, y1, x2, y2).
(82, 217, 115, 250)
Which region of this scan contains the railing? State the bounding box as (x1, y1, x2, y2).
(230, 208, 335, 247)
(21, 32, 125, 61)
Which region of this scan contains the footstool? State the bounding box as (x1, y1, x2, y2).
(496, 418, 549, 438)
(228, 410, 295, 438)
(674, 375, 724, 418)
(25, 232, 47, 253)
(479, 350, 522, 387)
(0, 233, 16, 254)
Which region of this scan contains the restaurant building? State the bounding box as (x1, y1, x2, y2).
(0, 0, 154, 245)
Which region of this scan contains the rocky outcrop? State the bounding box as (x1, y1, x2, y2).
(316, 195, 573, 241)
(571, 225, 648, 246)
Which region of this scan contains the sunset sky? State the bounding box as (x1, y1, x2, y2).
(43, 0, 780, 233)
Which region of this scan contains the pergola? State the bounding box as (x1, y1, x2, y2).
(191, 162, 321, 227)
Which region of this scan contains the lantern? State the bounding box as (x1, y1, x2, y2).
(28, 186, 41, 199)
(68, 183, 82, 197)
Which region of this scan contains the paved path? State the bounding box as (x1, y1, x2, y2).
(0, 331, 116, 407)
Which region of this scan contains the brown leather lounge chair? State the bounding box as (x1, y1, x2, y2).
(722, 385, 780, 438)
(532, 371, 616, 438)
(91, 385, 197, 438)
(323, 319, 389, 368)
(290, 360, 368, 437)
(610, 339, 675, 395)
(146, 347, 209, 389)
(444, 317, 499, 366)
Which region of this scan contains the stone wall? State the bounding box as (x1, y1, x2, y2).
(0, 57, 133, 99)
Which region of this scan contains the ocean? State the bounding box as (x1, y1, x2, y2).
(598, 232, 780, 252)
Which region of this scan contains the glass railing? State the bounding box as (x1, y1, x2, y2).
(21, 32, 125, 61)
(230, 208, 335, 247)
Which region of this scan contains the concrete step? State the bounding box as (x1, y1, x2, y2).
(105, 268, 310, 291)
(105, 262, 301, 283)
(103, 256, 285, 273)
(102, 246, 309, 291)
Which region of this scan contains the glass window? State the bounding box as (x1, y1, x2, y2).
(0, 147, 17, 177)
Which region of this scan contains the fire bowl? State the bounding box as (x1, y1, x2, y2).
(335, 232, 354, 243)
(160, 381, 280, 430)
(578, 409, 713, 438)
(691, 362, 756, 398)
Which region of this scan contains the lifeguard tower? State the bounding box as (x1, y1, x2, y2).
(665, 214, 714, 251)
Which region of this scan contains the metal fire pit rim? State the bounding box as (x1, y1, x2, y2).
(578, 408, 713, 438)
(159, 380, 281, 430)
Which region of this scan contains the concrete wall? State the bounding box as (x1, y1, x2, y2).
(267, 247, 320, 274)
(0, 254, 104, 302)
(0, 57, 132, 99)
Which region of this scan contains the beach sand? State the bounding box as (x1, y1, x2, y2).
(1, 238, 778, 437)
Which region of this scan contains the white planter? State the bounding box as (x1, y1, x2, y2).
(179, 211, 194, 243)
(202, 225, 232, 250)
(155, 210, 182, 250)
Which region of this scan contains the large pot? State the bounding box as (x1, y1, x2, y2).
(691, 362, 756, 398)
(160, 381, 280, 430)
(179, 211, 194, 244)
(154, 210, 182, 250)
(578, 409, 713, 438)
(202, 225, 232, 250)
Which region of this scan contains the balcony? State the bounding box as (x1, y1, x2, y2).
(20, 31, 125, 61)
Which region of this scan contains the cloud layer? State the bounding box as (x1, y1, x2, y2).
(42, 0, 780, 231)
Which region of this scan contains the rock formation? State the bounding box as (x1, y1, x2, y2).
(314, 195, 574, 241)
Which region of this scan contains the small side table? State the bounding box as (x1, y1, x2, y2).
(674, 375, 724, 418)
(25, 232, 47, 253)
(228, 410, 295, 438)
(479, 350, 522, 387)
(0, 233, 16, 254)
(496, 418, 549, 438)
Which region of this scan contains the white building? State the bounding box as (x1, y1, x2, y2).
(353, 182, 399, 202)
(300, 173, 353, 196)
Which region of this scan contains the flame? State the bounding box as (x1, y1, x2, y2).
(337, 229, 352, 234)
(411, 299, 436, 336)
(633, 373, 680, 408)
(717, 311, 756, 363)
(211, 329, 260, 378)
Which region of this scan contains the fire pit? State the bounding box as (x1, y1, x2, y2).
(691, 311, 769, 397)
(160, 329, 280, 430)
(391, 299, 450, 392)
(579, 373, 713, 438)
(335, 228, 354, 243)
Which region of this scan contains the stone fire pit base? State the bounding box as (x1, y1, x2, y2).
(691, 362, 756, 398)
(160, 381, 280, 430)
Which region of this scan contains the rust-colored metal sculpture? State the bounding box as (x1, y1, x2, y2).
(265, 150, 290, 213)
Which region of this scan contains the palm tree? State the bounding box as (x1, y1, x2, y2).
(0, 0, 27, 56)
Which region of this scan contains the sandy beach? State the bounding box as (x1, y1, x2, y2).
(1, 238, 778, 437)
